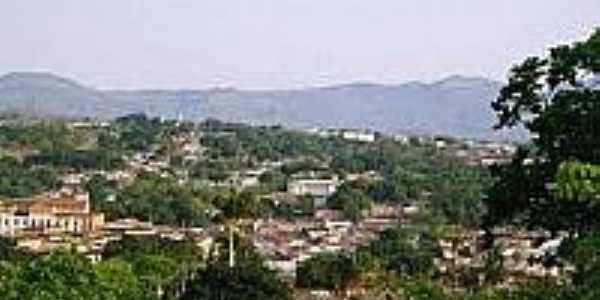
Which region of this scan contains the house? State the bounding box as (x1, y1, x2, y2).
(304, 127, 341, 139)
(393, 134, 410, 145)
(287, 178, 340, 204)
(69, 121, 110, 129)
(480, 154, 512, 167)
(0, 190, 104, 236)
(341, 130, 376, 143)
(435, 140, 447, 149)
(345, 171, 382, 182)
(239, 169, 265, 188)
(314, 209, 344, 222)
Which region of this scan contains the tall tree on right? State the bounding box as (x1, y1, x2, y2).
(486, 28, 600, 233)
(485, 28, 600, 299)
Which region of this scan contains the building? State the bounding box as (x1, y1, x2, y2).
(287, 178, 340, 202)
(393, 134, 410, 145)
(341, 130, 376, 143)
(0, 190, 104, 236)
(238, 169, 265, 188)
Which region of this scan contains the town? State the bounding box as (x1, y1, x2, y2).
(1, 1, 599, 299)
(0, 113, 576, 299)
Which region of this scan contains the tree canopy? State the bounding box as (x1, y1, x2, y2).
(486, 28, 600, 232)
(0, 252, 144, 300)
(485, 28, 600, 300)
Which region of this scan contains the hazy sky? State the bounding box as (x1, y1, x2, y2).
(0, 0, 598, 89)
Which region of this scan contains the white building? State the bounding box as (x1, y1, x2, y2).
(287, 179, 340, 200)
(341, 130, 376, 143)
(0, 191, 104, 236)
(239, 169, 266, 188)
(393, 134, 410, 145)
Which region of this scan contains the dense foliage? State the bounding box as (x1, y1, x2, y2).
(327, 180, 373, 221)
(25, 147, 123, 171)
(296, 226, 440, 292)
(0, 157, 57, 197)
(112, 173, 207, 226)
(484, 28, 600, 299)
(0, 252, 145, 300)
(183, 261, 292, 300)
(296, 252, 356, 290)
(183, 233, 292, 300)
(0, 121, 74, 150)
(486, 28, 600, 232)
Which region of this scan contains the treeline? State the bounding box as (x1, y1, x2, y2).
(0, 121, 75, 150)
(0, 233, 291, 300)
(0, 235, 203, 300)
(88, 172, 212, 226)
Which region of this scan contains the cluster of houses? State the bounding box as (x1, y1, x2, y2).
(0, 176, 576, 292)
(253, 204, 406, 277)
(0, 184, 575, 287)
(435, 228, 574, 289)
(445, 140, 518, 167)
(0, 188, 215, 262)
(0, 119, 561, 293)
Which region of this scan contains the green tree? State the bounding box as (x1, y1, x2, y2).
(0, 237, 27, 262)
(110, 172, 208, 226)
(183, 262, 291, 300)
(296, 252, 357, 290)
(212, 188, 267, 268)
(184, 240, 291, 300)
(258, 170, 287, 192)
(369, 227, 440, 277)
(0, 252, 114, 300)
(485, 28, 600, 299)
(0, 157, 57, 198)
(94, 258, 144, 300)
(327, 181, 372, 222)
(486, 28, 600, 232)
(430, 168, 490, 228)
(85, 174, 118, 213)
(102, 235, 203, 299)
(132, 255, 179, 299)
(554, 161, 600, 202)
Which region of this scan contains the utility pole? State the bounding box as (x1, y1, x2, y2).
(228, 223, 235, 268)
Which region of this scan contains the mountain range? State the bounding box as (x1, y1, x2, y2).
(0, 72, 519, 140)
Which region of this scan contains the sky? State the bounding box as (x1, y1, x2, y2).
(0, 0, 599, 90)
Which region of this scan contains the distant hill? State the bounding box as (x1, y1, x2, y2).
(0, 72, 519, 140)
(0, 72, 138, 117)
